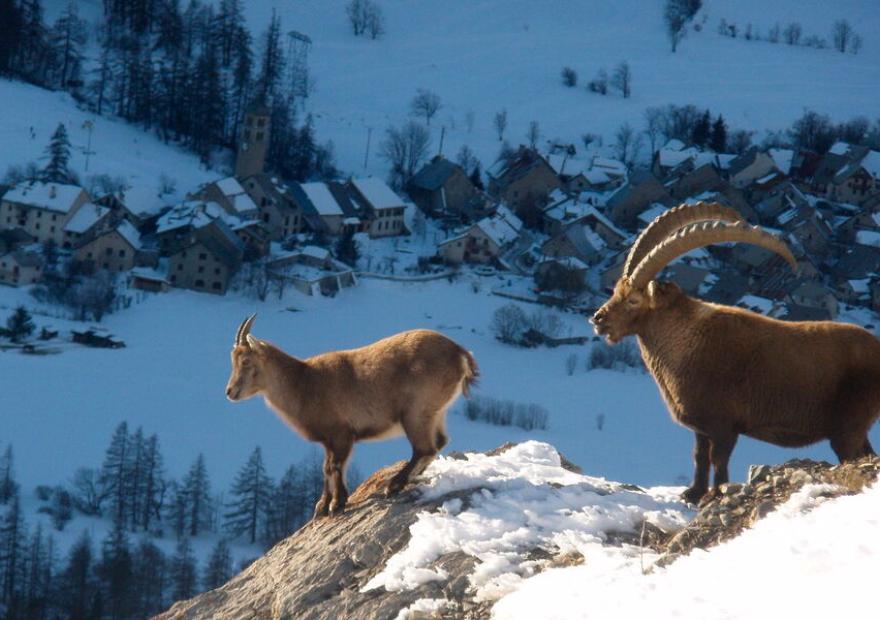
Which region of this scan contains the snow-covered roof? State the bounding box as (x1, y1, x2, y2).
(583, 169, 610, 185)
(658, 146, 698, 168)
(756, 172, 780, 185)
(637, 203, 667, 225)
(662, 139, 686, 151)
(301, 182, 343, 216)
(737, 294, 774, 314)
(715, 154, 737, 170)
(115, 220, 142, 250)
(590, 157, 627, 177)
(155, 200, 225, 234)
(769, 149, 794, 175)
(855, 230, 880, 249)
(216, 176, 245, 196)
(862, 150, 880, 180)
(848, 278, 870, 295)
(351, 177, 404, 210)
(300, 245, 331, 260)
(114, 185, 169, 218)
(829, 141, 850, 155)
(476, 206, 522, 248)
(4, 181, 83, 213)
(64, 203, 109, 234)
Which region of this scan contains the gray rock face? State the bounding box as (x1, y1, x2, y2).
(154, 462, 492, 620)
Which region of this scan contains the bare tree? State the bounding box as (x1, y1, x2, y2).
(832, 19, 854, 53)
(561, 66, 577, 87)
(527, 121, 540, 149)
(783, 22, 802, 45)
(465, 110, 475, 133)
(728, 129, 754, 154)
(588, 68, 608, 94)
(490, 304, 528, 344)
(380, 121, 432, 189)
(365, 1, 385, 39)
(410, 88, 442, 125)
(566, 353, 578, 376)
(664, 0, 688, 52)
(850, 33, 863, 55)
(643, 106, 664, 155)
(581, 133, 601, 150)
(611, 61, 632, 98)
(493, 109, 508, 141)
(456, 144, 479, 175)
(614, 122, 643, 168)
(767, 22, 780, 43)
(346, 0, 367, 35)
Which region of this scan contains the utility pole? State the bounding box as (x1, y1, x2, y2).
(82, 120, 95, 171)
(363, 126, 372, 170)
(438, 126, 446, 156)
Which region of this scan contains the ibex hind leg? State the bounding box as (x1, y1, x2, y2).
(386, 411, 440, 496)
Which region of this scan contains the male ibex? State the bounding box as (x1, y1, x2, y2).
(225, 316, 478, 517)
(591, 202, 880, 504)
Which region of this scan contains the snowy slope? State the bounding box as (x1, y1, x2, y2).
(3, 277, 877, 495)
(235, 0, 880, 174)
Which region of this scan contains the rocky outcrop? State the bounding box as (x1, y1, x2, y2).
(154, 450, 880, 620)
(657, 455, 880, 566)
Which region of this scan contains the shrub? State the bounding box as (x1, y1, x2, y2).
(464, 395, 549, 431)
(561, 66, 578, 87)
(587, 339, 644, 371)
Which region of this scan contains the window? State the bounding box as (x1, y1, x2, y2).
(87, 252, 93, 259)
(199, 253, 207, 260)
(103, 262, 109, 269)
(50, 226, 55, 233)
(171, 274, 177, 283)
(52, 214, 57, 221)
(37, 211, 42, 218)
(214, 268, 221, 275)
(182, 251, 187, 258)
(256, 132, 264, 141)
(35, 223, 40, 230)
(177, 264, 183, 271)
(198, 266, 204, 274)
(212, 281, 222, 290)
(119, 249, 125, 257)
(195, 279, 205, 288)
(257, 118, 266, 127)
(106, 248, 113, 256)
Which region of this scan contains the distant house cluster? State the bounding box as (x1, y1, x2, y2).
(0, 105, 407, 296)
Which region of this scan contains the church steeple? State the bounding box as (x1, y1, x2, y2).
(235, 104, 271, 179)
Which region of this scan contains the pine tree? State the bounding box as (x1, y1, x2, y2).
(58, 530, 98, 620)
(255, 9, 284, 105)
(168, 536, 197, 602)
(164, 480, 188, 540)
(131, 538, 167, 617)
(49, 0, 88, 89)
(334, 230, 359, 268)
(98, 422, 130, 524)
(126, 428, 145, 531)
(202, 539, 233, 591)
(23, 524, 52, 619)
(5, 307, 35, 344)
(0, 445, 18, 503)
(183, 454, 213, 537)
(43, 123, 72, 183)
(692, 110, 711, 148)
(710, 114, 728, 152)
(265, 465, 309, 545)
(96, 520, 134, 620)
(0, 0, 25, 77)
(139, 434, 166, 533)
(0, 493, 27, 610)
(291, 115, 317, 181)
(224, 447, 273, 544)
(17, 0, 51, 84)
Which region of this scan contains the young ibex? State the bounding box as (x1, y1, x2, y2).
(591, 202, 880, 504)
(225, 316, 478, 517)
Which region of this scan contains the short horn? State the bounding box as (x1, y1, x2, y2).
(235, 314, 257, 346)
(623, 202, 744, 278)
(630, 221, 797, 290)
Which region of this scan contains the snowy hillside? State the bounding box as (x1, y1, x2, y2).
(234, 0, 880, 174)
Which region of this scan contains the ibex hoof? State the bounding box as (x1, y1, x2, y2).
(384, 480, 405, 497)
(328, 499, 347, 517)
(680, 486, 707, 506)
(313, 499, 330, 520)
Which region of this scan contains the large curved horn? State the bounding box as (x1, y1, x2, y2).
(235, 314, 257, 346)
(630, 221, 797, 290)
(623, 202, 744, 278)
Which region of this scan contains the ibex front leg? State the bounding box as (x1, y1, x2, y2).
(327, 435, 354, 517)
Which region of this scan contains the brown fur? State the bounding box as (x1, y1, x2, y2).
(592, 279, 880, 504)
(226, 326, 478, 518)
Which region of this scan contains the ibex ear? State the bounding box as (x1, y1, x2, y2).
(246, 334, 263, 349)
(646, 280, 658, 298)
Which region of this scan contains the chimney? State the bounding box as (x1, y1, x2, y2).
(49, 185, 57, 199)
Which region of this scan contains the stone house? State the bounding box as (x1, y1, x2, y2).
(193, 177, 260, 220)
(0, 249, 42, 286)
(62, 202, 113, 249)
(167, 219, 244, 295)
(438, 206, 522, 265)
(667, 164, 725, 201)
(75, 220, 143, 273)
(727, 148, 779, 189)
(348, 177, 407, 238)
(487, 147, 563, 212)
(0, 181, 91, 246)
(541, 220, 607, 267)
(153, 200, 227, 256)
(268, 246, 357, 296)
(606, 170, 670, 229)
(787, 280, 839, 319)
(408, 156, 480, 218)
(812, 143, 880, 205)
(241, 173, 311, 240)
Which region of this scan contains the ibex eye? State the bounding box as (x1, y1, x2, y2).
(626, 298, 639, 306)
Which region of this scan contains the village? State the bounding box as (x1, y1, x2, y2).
(2, 101, 880, 330)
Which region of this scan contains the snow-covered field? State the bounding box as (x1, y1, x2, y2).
(373, 442, 878, 619)
(3, 276, 877, 494)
